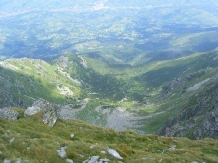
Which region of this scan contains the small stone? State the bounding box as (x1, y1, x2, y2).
(15, 158, 22, 163)
(57, 147, 67, 158)
(159, 159, 163, 163)
(9, 137, 14, 144)
(107, 147, 123, 160)
(78, 154, 84, 158)
(99, 158, 110, 163)
(142, 157, 155, 161)
(88, 156, 100, 163)
(89, 143, 98, 149)
(66, 158, 74, 163)
(100, 151, 107, 154)
(70, 133, 74, 138)
(27, 147, 30, 150)
(168, 145, 176, 151)
(2, 132, 8, 137)
(142, 157, 149, 160)
(82, 156, 100, 163)
(82, 159, 89, 163)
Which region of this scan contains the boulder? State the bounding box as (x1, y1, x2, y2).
(24, 99, 61, 127)
(0, 108, 18, 121)
(24, 106, 41, 117)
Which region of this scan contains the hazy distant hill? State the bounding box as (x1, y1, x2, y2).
(1, 0, 218, 12)
(1, 0, 218, 60)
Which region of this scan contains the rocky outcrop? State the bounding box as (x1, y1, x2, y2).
(156, 81, 218, 139)
(24, 106, 41, 117)
(78, 55, 88, 69)
(0, 108, 19, 121)
(24, 99, 61, 127)
(159, 70, 208, 100)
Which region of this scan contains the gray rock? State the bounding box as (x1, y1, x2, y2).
(57, 146, 67, 158)
(70, 133, 74, 138)
(2, 132, 8, 137)
(25, 99, 61, 127)
(24, 106, 41, 117)
(0, 108, 19, 121)
(99, 158, 110, 163)
(142, 157, 150, 161)
(89, 143, 98, 149)
(100, 151, 107, 154)
(88, 156, 100, 163)
(107, 147, 123, 160)
(168, 145, 176, 151)
(15, 158, 22, 163)
(82, 159, 89, 163)
(66, 158, 74, 163)
(3, 159, 10, 163)
(9, 137, 15, 144)
(142, 157, 155, 161)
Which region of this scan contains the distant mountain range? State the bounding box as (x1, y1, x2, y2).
(1, 0, 218, 12)
(1, 0, 218, 60)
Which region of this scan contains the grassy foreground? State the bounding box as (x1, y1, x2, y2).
(0, 109, 218, 163)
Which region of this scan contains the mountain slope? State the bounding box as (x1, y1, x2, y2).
(1, 109, 218, 163)
(0, 51, 218, 138)
(157, 79, 218, 139)
(0, 58, 82, 107)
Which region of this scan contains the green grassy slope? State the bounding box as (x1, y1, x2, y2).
(0, 109, 218, 163)
(0, 58, 82, 107)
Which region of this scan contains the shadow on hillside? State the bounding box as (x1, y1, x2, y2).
(134, 63, 186, 88)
